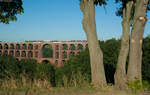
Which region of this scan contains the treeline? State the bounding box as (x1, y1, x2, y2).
(0, 37, 150, 88)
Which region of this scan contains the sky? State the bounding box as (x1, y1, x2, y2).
(0, 0, 150, 42)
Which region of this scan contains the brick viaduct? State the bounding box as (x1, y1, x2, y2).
(0, 41, 88, 66)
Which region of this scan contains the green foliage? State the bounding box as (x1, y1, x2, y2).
(94, 0, 107, 6)
(63, 44, 68, 50)
(0, 37, 150, 89)
(115, 0, 150, 19)
(100, 39, 121, 83)
(142, 37, 150, 84)
(70, 44, 75, 50)
(0, 56, 19, 80)
(79, 0, 107, 6)
(128, 79, 143, 94)
(35, 63, 56, 87)
(55, 49, 91, 87)
(63, 51, 67, 58)
(18, 59, 37, 79)
(142, 80, 150, 91)
(0, 0, 24, 24)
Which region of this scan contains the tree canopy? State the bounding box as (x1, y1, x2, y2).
(0, 0, 23, 24)
(115, 0, 150, 18)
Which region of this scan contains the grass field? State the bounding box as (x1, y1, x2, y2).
(0, 87, 150, 95)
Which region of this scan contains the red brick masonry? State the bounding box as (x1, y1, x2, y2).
(0, 41, 88, 66)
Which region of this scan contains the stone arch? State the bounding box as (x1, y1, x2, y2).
(28, 44, 33, 50)
(42, 60, 50, 64)
(9, 50, 14, 56)
(0, 44, 3, 49)
(28, 51, 33, 58)
(70, 44, 75, 50)
(16, 44, 20, 50)
(62, 44, 68, 50)
(69, 51, 75, 57)
(21, 51, 26, 57)
(42, 44, 53, 58)
(55, 44, 59, 50)
(22, 44, 27, 50)
(55, 52, 59, 59)
(62, 51, 67, 59)
(4, 43, 9, 49)
(77, 44, 83, 50)
(4, 50, 8, 55)
(10, 44, 14, 49)
(16, 51, 20, 57)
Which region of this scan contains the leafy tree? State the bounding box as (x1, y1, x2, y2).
(80, 0, 107, 87)
(18, 59, 37, 79)
(55, 48, 91, 87)
(0, 0, 24, 24)
(142, 37, 150, 83)
(36, 62, 56, 87)
(101, 39, 120, 83)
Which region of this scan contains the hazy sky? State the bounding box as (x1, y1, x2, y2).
(0, 0, 150, 42)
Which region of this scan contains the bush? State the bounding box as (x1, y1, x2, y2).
(35, 62, 56, 87)
(0, 56, 19, 80)
(55, 49, 91, 87)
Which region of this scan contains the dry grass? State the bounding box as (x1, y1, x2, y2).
(0, 86, 150, 95)
(0, 75, 150, 95)
(0, 75, 51, 89)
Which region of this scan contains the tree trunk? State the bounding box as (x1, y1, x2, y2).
(127, 0, 148, 81)
(80, 0, 107, 88)
(114, 1, 133, 89)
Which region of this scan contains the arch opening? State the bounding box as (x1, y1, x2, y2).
(16, 44, 20, 50)
(4, 43, 8, 49)
(55, 52, 59, 59)
(28, 44, 33, 50)
(86, 44, 88, 48)
(0, 44, 2, 49)
(9, 50, 14, 56)
(62, 51, 67, 59)
(16, 51, 20, 57)
(78, 44, 83, 50)
(70, 44, 75, 50)
(42, 60, 50, 64)
(21, 51, 26, 57)
(4, 50, 8, 55)
(42, 44, 53, 58)
(62, 44, 68, 50)
(10, 44, 14, 49)
(55, 44, 59, 50)
(28, 51, 33, 58)
(22, 44, 27, 50)
(70, 51, 75, 58)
